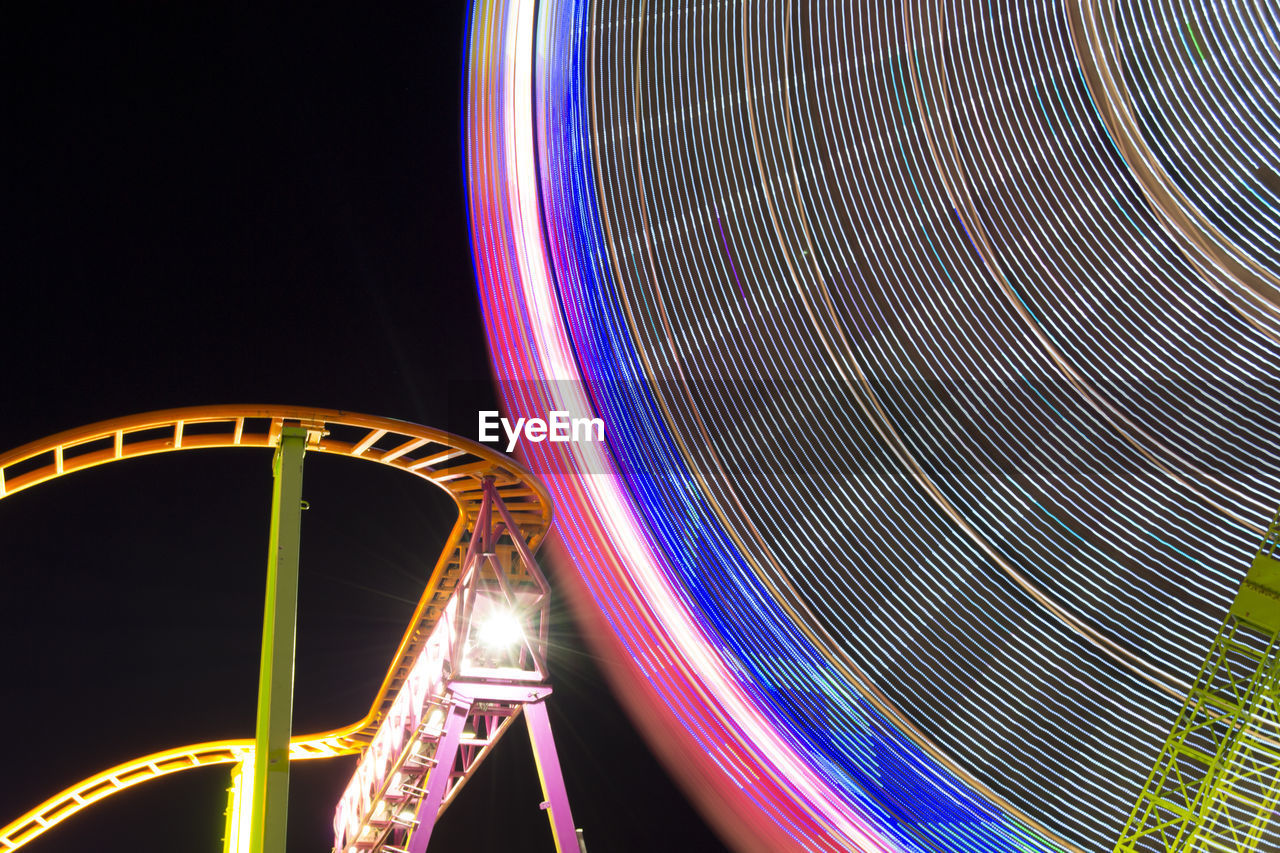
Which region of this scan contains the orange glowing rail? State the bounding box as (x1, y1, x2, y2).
(0, 406, 552, 851)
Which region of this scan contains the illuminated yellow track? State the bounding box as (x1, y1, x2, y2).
(0, 406, 552, 851)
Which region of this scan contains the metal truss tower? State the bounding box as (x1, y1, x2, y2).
(330, 477, 582, 853)
(1115, 510, 1280, 853)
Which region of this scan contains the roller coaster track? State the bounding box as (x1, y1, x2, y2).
(0, 405, 552, 851)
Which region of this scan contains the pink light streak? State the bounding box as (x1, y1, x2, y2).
(463, 2, 899, 850)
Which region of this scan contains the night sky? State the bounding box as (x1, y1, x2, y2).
(3, 5, 729, 851)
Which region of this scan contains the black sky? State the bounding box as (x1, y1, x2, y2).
(3, 5, 729, 851)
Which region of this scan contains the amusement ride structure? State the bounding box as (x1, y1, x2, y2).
(5, 0, 1280, 850)
(1116, 512, 1280, 853)
(0, 406, 581, 853)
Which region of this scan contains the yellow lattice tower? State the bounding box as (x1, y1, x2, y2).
(1116, 510, 1280, 853)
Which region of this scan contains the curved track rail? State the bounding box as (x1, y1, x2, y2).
(0, 405, 552, 851)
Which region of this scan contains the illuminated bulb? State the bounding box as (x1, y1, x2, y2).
(477, 608, 524, 650)
(424, 707, 444, 735)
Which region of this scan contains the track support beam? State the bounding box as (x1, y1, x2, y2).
(524, 697, 579, 852)
(405, 693, 476, 853)
(249, 426, 308, 853)
(332, 479, 582, 853)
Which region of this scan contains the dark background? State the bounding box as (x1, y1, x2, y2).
(2, 5, 728, 851)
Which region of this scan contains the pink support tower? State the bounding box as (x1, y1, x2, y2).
(331, 477, 584, 853)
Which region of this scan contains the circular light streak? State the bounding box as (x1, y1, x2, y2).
(465, 1, 1280, 850)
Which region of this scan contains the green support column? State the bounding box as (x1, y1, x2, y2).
(248, 426, 308, 853)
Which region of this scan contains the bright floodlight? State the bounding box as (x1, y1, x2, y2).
(477, 608, 524, 651)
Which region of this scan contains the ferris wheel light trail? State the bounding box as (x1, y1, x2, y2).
(466, 0, 1280, 851)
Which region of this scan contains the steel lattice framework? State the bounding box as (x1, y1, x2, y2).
(0, 406, 553, 851)
(330, 477, 578, 853)
(1117, 513, 1280, 853)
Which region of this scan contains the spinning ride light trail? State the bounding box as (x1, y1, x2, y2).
(0, 406, 556, 852)
(466, 0, 1280, 851)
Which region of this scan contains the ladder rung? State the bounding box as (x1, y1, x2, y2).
(391, 812, 420, 828)
(404, 756, 437, 771)
(1219, 639, 1268, 662)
